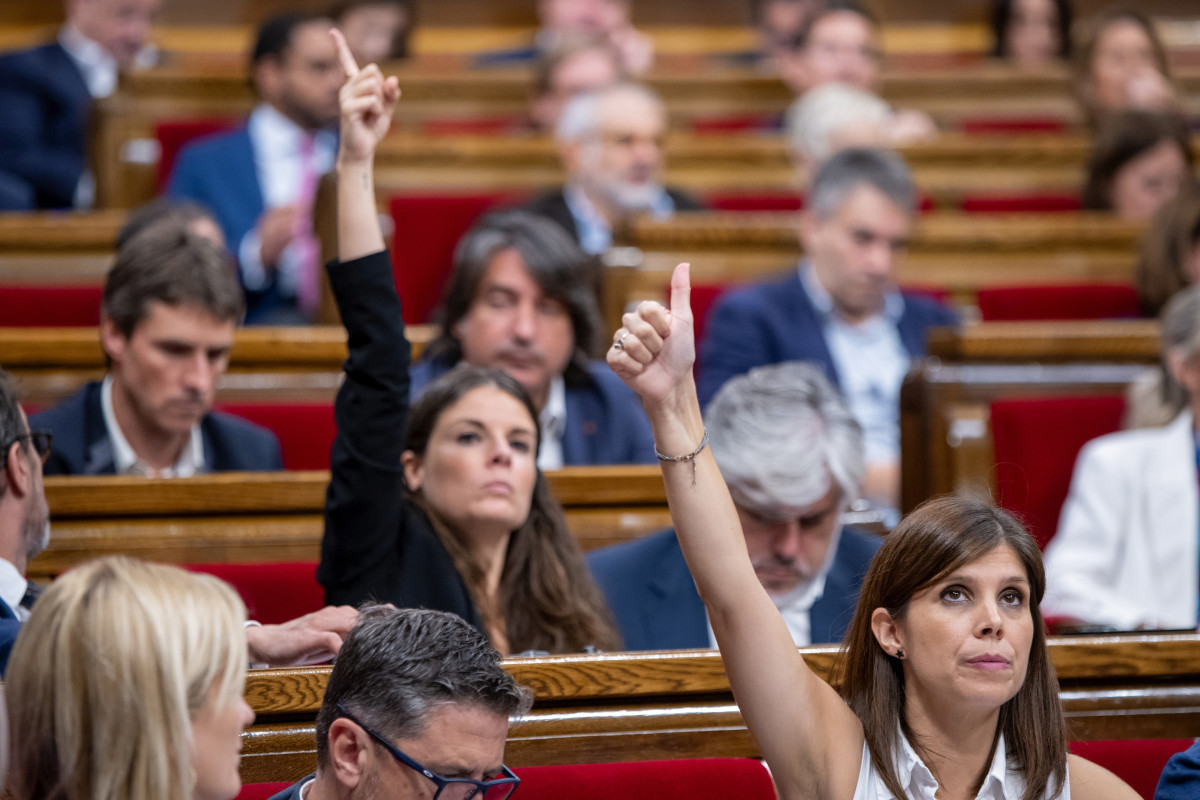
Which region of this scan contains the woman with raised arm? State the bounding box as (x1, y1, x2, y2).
(607, 266, 1137, 800)
(319, 32, 617, 655)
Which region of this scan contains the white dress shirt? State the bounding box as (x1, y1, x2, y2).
(238, 104, 337, 294)
(101, 375, 205, 477)
(537, 376, 567, 471)
(0, 559, 30, 623)
(853, 732, 1070, 800)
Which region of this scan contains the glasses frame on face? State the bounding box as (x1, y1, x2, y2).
(336, 704, 520, 800)
(3, 432, 52, 466)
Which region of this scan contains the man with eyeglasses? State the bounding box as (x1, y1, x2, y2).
(525, 82, 703, 256)
(267, 605, 532, 800)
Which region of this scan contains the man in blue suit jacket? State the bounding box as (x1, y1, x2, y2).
(168, 13, 343, 323)
(0, 0, 159, 209)
(32, 220, 282, 476)
(590, 362, 881, 650)
(412, 210, 655, 467)
(698, 148, 958, 511)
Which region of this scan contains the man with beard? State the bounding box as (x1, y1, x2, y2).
(589, 362, 882, 650)
(525, 83, 703, 256)
(413, 210, 655, 467)
(168, 13, 343, 323)
(1, 365, 355, 674)
(32, 226, 283, 476)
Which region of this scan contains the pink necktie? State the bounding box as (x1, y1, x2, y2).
(293, 134, 321, 318)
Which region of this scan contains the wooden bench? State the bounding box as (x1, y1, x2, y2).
(2, 325, 436, 406)
(899, 320, 1159, 522)
(239, 633, 1200, 781)
(31, 466, 671, 584)
(620, 211, 1146, 315)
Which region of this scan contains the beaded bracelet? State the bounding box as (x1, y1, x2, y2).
(655, 428, 710, 486)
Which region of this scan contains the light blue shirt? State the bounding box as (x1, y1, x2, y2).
(563, 183, 676, 255)
(800, 263, 909, 465)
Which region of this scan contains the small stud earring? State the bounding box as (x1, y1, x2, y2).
(895, 649, 905, 659)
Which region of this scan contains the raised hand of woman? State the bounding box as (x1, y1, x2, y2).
(332, 28, 400, 166)
(607, 262, 695, 407)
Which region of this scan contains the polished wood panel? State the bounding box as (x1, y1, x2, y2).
(32, 466, 670, 582)
(239, 634, 1200, 780)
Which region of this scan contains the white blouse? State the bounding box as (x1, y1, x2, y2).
(852, 732, 1070, 800)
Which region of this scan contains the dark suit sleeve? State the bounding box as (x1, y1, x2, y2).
(0, 51, 87, 209)
(1156, 741, 1200, 800)
(0, 617, 21, 677)
(319, 250, 412, 606)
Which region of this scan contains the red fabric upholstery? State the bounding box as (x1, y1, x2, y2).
(185, 561, 323, 625)
(1071, 739, 1193, 800)
(705, 192, 804, 212)
(155, 118, 238, 191)
(388, 193, 519, 324)
(0, 286, 102, 326)
(234, 782, 292, 800)
(959, 194, 1082, 213)
(959, 117, 1069, 135)
(977, 283, 1140, 321)
(990, 395, 1126, 549)
(513, 758, 776, 800)
(215, 402, 336, 471)
(421, 116, 528, 136)
(690, 114, 777, 134)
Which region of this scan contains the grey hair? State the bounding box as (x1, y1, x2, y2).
(705, 361, 865, 512)
(314, 606, 532, 767)
(0, 370, 26, 501)
(1128, 285, 1200, 428)
(808, 146, 917, 220)
(555, 82, 664, 144)
(786, 84, 891, 163)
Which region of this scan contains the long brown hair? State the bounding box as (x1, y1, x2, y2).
(406, 366, 620, 654)
(1073, 7, 1173, 127)
(830, 495, 1067, 800)
(1137, 179, 1200, 317)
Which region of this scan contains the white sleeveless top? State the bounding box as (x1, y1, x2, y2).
(851, 732, 1071, 800)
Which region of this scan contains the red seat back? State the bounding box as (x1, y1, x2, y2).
(215, 402, 336, 471)
(388, 193, 519, 324)
(0, 286, 103, 327)
(1071, 739, 1194, 800)
(234, 782, 293, 800)
(990, 395, 1126, 548)
(977, 283, 1140, 321)
(186, 561, 323, 626)
(156, 118, 238, 192)
(705, 192, 804, 212)
(959, 117, 1069, 135)
(420, 116, 527, 136)
(513, 759, 776, 800)
(959, 194, 1082, 213)
(690, 114, 777, 134)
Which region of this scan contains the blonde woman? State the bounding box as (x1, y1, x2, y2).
(5, 556, 254, 800)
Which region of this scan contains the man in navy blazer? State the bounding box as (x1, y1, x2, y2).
(698, 148, 958, 511)
(590, 362, 881, 650)
(0, 0, 160, 209)
(32, 222, 282, 476)
(413, 210, 655, 467)
(168, 13, 343, 323)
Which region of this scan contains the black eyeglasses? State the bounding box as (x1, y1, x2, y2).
(4, 432, 52, 465)
(336, 704, 520, 800)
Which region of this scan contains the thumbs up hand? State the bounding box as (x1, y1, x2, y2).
(607, 262, 695, 406)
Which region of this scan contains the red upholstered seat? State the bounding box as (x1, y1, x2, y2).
(959, 194, 1082, 213)
(215, 402, 336, 471)
(990, 395, 1126, 549)
(0, 286, 102, 326)
(186, 562, 323, 626)
(1071, 739, 1193, 800)
(977, 283, 1140, 321)
(389, 193, 520, 324)
(959, 117, 1069, 135)
(155, 118, 238, 191)
(705, 192, 804, 212)
(421, 116, 528, 136)
(513, 758, 776, 800)
(234, 782, 292, 800)
(690, 114, 778, 134)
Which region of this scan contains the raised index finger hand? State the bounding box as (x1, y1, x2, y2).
(330, 28, 359, 78)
